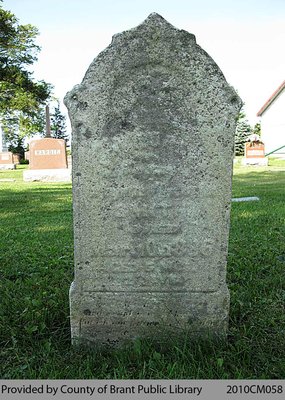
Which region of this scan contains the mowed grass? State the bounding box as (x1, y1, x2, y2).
(0, 160, 284, 379)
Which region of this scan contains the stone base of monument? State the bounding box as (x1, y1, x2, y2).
(69, 282, 230, 346)
(0, 164, 16, 170)
(23, 168, 71, 182)
(242, 157, 268, 166)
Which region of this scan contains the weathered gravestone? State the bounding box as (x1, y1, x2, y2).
(65, 13, 242, 346)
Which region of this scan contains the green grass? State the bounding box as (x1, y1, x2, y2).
(0, 160, 285, 379)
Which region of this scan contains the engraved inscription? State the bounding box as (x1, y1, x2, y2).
(35, 149, 61, 156)
(247, 149, 264, 156)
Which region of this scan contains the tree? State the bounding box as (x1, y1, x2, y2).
(50, 102, 69, 142)
(252, 122, 261, 137)
(235, 110, 251, 156)
(0, 1, 52, 154)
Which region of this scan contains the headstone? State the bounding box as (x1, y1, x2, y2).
(0, 125, 15, 170)
(23, 138, 71, 182)
(0, 151, 15, 170)
(0, 124, 8, 152)
(23, 103, 71, 182)
(242, 138, 268, 166)
(65, 13, 242, 346)
(29, 138, 67, 170)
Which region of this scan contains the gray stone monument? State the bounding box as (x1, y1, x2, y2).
(0, 124, 8, 152)
(0, 124, 15, 170)
(65, 13, 241, 346)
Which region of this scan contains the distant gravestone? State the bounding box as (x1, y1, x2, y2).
(23, 137, 70, 182)
(65, 13, 242, 346)
(23, 104, 71, 182)
(242, 140, 268, 166)
(0, 152, 15, 170)
(0, 125, 15, 170)
(29, 138, 67, 170)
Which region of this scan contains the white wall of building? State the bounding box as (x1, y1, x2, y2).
(261, 89, 285, 156)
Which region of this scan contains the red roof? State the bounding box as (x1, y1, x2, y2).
(257, 80, 285, 116)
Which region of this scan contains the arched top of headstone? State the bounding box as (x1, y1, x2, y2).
(65, 13, 241, 132)
(111, 12, 196, 43)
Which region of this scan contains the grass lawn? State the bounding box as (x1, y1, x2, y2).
(0, 160, 284, 379)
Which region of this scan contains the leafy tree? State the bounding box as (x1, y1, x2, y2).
(252, 122, 261, 137)
(5, 108, 45, 157)
(0, 1, 52, 154)
(235, 110, 251, 156)
(50, 102, 69, 142)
